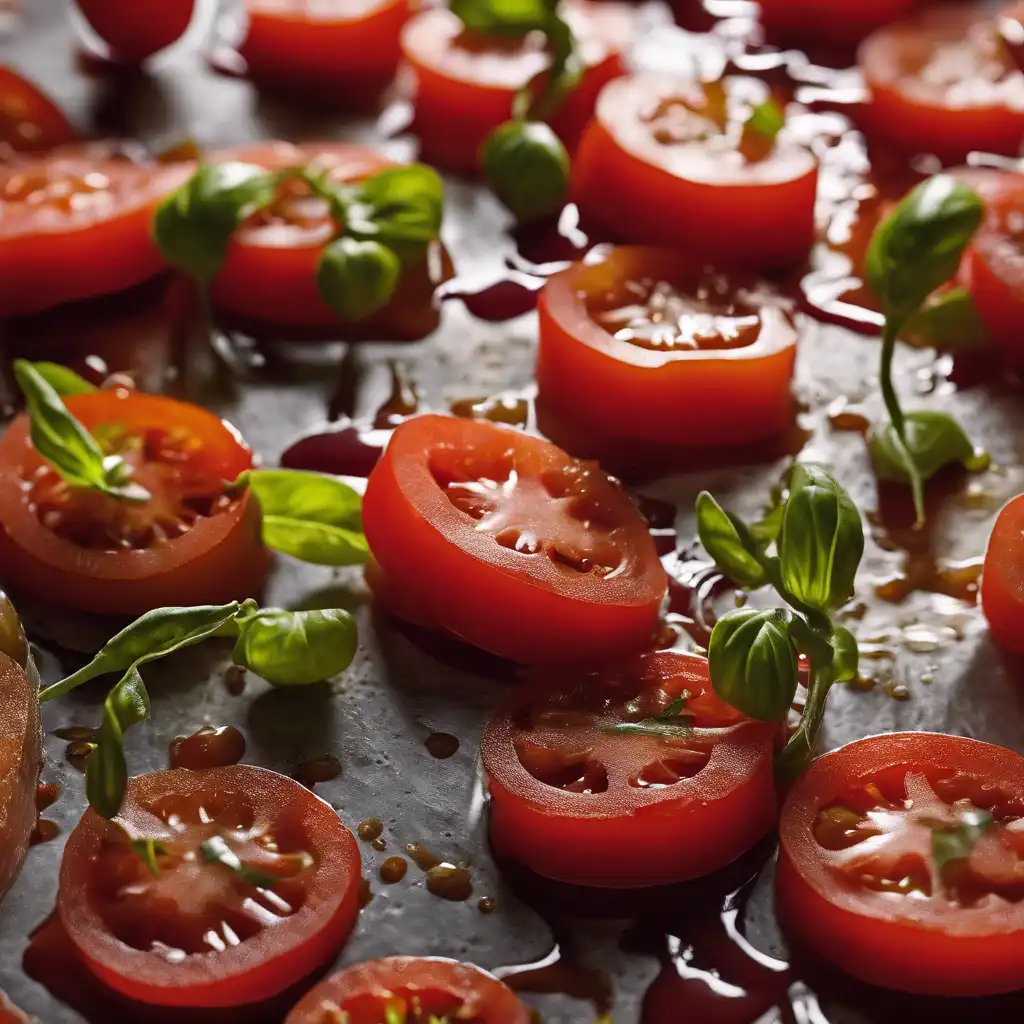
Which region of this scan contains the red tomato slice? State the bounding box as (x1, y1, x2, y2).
(0, 67, 75, 152)
(778, 731, 1024, 996)
(75, 0, 195, 63)
(481, 650, 777, 887)
(400, 0, 633, 173)
(0, 144, 193, 318)
(981, 492, 1024, 651)
(285, 956, 531, 1023)
(59, 765, 361, 1007)
(239, 0, 413, 96)
(0, 992, 30, 1024)
(362, 414, 667, 664)
(859, 6, 1024, 162)
(757, 0, 915, 41)
(0, 387, 268, 616)
(210, 141, 447, 337)
(573, 74, 818, 267)
(537, 245, 798, 448)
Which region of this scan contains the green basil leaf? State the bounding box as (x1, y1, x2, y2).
(233, 607, 358, 686)
(777, 464, 864, 614)
(869, 410, 987, 486)
(316, 236, 401, 322)
(481, 121, 570, 223)
(200, 835, 279, 889)
(696, 491, 768, 589)
(745, 98, 785, 141)
(658, 695, 689, 720)
(749, 503, 784, 546)
(830, 626, 859, 683)
(86, 668, 150, 820)
(904, 286, 988, 352)
(931, 806, 993, 871)
(153, 162, 280, 283)
(602, 719, 694, 739)
(40, 601, 250, 702)
(243, 468, 367, 566)
(31, 362, 97, 396)
(708, 608, 798, 721)
(128, 836, 168, 876)
(451, 0, 551, 35)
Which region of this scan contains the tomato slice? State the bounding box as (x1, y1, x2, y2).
(573, 73, 818, 267)
(858, 5, 1024, 162)
(0, 67, 75, 152)
(238, 0, 413, 97)
(481, 650, 777, 887)
(400, 0, 633, 173)
(362, 414, 667, 664)
(0, 386, 268, 616)
(0, 992, 30, 1024)
(757, 0, 915, 41)
(537, 245, 798, 448)
(75, 0, 195, 63)
(210, 141, 448, 337)
(778, 731, 1024, 996)
(980, 493, 1024, 651)
(58, 764, 361, 1007)
(284, 956, 531, 1023)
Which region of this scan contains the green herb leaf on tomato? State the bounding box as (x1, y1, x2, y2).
(316, 236, 402, 322)
(200, 835, 280, 889)
(128, 836, 169, 876)
(31, 362, 97, 397)
(481, 121, 570, 223)
(745, 98, 785, 141)
(930, 806, 993, 871)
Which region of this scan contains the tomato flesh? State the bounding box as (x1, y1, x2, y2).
(758, 0, 916, 41)
(482, 651, 778, 887)
(0, 68, 75, 151)
(76, 0, 195, 63)
(981, 493, 1024, 651)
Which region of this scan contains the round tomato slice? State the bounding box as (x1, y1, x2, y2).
(362, 414, 667, 664)
(981, 493, 1024, 651)
(859, 6, 1024, 162)
(481, 650, 777, 887)
(75, 0, 195, 63)
(285, 956, 531, 1023)
(0, 992, 30, 1024)
(573, 74, 818, 267)
(0, 144, 193, 318)
(778, 731, 1024, 996)
(58, 764, 361, 1007)
(0, 386, 268, 616)
(210, 141, 446, 337)
(757, 0, 915, 41)
(537, 246, 798, 448)
(0, 68, 75, 152)
(400, 0, 634, 173)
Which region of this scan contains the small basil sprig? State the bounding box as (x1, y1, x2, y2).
(931, 806, 993, 870)
(745, 98, 785, 142)
(698, 464, 863, 780)
(481, 121, 570, 224)
(865, 175, 988, 523)
(86, 668, 149, 820)
(13, 360, 150, 504)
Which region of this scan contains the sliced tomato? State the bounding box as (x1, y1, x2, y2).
(400, 0, 634, 173)
(481, 650, 777, 887)
(859, 6, 1024, 162)
(537, 246, 798, 448)
(238, 0, 413, 97)
(0, 992, 30, 1024)
(59, 765, 361, 1007)
(757, 0, 915, 41)
(0, 386, 268, 616)
(75, 0, 195, 63)
(210, 141, 447, 338)
(362, 414, 666, 664)
(0, 67, 75, 152)
(778, 731, 1024, 995)
(0, 144, 193, 318)
(981, 492, 1024, 651)
(573, 74, 818, 267)
(285, 957, 531, 1023)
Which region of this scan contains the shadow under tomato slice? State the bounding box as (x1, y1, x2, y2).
(58, 765, 361, 1008)
(481, 650, 778, 888)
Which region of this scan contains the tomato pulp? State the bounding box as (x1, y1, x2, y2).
(778, 732, 1024, 995)
(0, 387, 268, 616)
(400, 0, 633, 173)
(573, 73, 818, 266)
(758, 0, 916, 41)
(981, 492, 1024, 651)
(59, 765, 361, 1006)
(0, 67, 75, 151)
(75, 0, 195, 63)
(362, 414, 667, 664)
(537, 246, 798, 448)
(859, 5, 1024, 162)
(285, 957, 532, 1023)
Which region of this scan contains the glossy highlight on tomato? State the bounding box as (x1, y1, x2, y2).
(537, 246, 798, 448)
(362, 414, 667, 664)
(0, 67, 75, 152)
(400, 0, 633, 173)
(573, 73, 818, 266)
(58, 765, 361, 1007)
(981, 493, 1024, 652)
(0, 387, 268, 616)
(76, 0, 195, 63)
(285, 956, 532, 1023)
(778, 731, 1024, 996)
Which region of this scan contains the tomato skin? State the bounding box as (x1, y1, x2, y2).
(0, 68, 76, 152)
(0, 388, 268, 616)
(758, 0, 916, 40)
(363, 414, 667, 664)
(285, 957, 532, 1023)
(75, 0, 195, 63)
(573, 74, 818, 267)
(0, 992, 30, 1024)
(537, 246, 798, 447)
(981, 493, 1024, 651)
(777, 732, 1024, 996)
(59, 765, 362, 1007)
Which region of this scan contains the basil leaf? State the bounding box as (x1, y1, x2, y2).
(749, 503, 784, 546)
(777, 464, 864, 614)
(904, 286, 988, 352)
(708, 608, 798, 721)
(40, 601, 249, 702)
(869, 410, 987, 486)
(450, 0, 551, 35)
(602, 719, 695, 739)
(745, 99, 785, 141)
(244, 468, 367, 566)
(659, 695, 688, 720)
(931, 807, 993, 871)
(233, 608, 358, 686)
(86, 668, 150, 820)
(696, 491, 768, 589)
(200, 835, 279, 889)
(316, 236, 401, 322)
(129, 836, 168, 876)
(153, 162, 280, 283)
(481, 120, 570, 223)
(32, 362, 97, 397)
